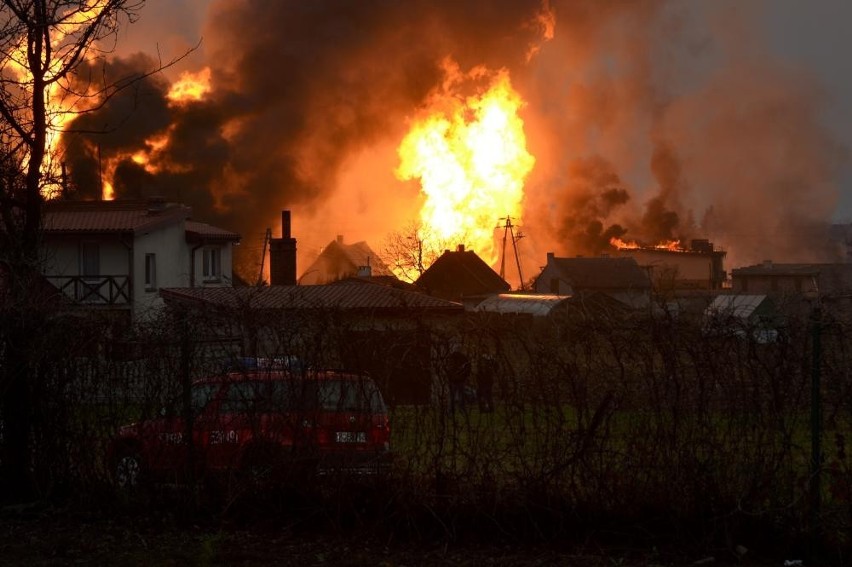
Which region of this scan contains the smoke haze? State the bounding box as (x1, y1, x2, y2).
(61, 0, 847, 280)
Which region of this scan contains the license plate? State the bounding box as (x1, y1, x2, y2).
(335, 431, 366, 443)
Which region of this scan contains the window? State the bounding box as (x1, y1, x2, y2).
(80, 241, 100, 280)
(202, 247, 221, 282)
(145, 253, 157, 291)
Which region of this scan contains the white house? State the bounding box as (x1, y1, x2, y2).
(41, 198, 240, 322)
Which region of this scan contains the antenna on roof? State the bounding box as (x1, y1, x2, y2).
(498, 216, 526, 290)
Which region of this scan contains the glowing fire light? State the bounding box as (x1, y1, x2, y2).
(99, 69, 210, 200)
(610, 237, 684, 251)
(167, 67, 212, 104)
(610, 237, 641, 250)
(6, 1, 113, 197)
(396, 64, 535, 265)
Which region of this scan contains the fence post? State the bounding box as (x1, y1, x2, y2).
(810, 304, 822, 551)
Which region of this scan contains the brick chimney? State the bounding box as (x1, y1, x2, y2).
(269, 210, 297, 285)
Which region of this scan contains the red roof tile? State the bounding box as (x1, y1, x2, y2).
(43, 200, 189, 234)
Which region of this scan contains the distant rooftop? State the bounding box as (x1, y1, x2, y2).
(160, 281, 463, 312)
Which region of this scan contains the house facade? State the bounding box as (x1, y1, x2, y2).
(730, 261, 852, 299)
(613, 240, 727, 292)
(41, 198, 240, 322)
(532, 253, 652, 309)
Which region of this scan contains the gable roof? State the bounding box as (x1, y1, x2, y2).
(541, 256, 651, 290)
(160, 280, 463, 313)
(43, 199, 190, 235)
(416, 247, 510, 299)
(300, 238, 394, 284)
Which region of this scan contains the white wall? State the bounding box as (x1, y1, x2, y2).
(190, 242, 235, 288)
(134, 220, 190, 320)
(42, 236, 129, 277)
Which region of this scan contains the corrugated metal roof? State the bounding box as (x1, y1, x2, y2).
(475, 293, 570, 316)
(160, 281, 464, 312)
(705, 294, 769, 319)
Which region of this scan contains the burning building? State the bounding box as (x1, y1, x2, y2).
(612, 239, 727, 293)
(45, 1, 844, 286)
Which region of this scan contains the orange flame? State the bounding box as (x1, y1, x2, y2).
(99, 67, 210, 199)
(396, 63, 535, 265)
(6, 1, 113, 196)
(167, 67, 212, 104)
(610, 237, 641, 250)
(611, 237, 684, 251)
(654, 239, 683, 251)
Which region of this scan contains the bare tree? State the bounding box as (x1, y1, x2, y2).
(0, 0, 164, 501)
(382, 221, 459, 283)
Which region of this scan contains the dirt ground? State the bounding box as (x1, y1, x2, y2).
(0, 505, 788, 567)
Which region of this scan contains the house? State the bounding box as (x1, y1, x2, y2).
(41, 198, 240, 322)
(298, 235, 394, 285)
(532, 253, 652, 309)
(415, 245, 510, 306)
(614, 239, 727, 292)
(160, 280, 464, 404)
(731, 261, 852, 298)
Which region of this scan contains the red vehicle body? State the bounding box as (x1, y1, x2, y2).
(108, 369, 392, 489)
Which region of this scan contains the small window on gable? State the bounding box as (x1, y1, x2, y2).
(203, 247, 221, 282)
(145, 253, 157, 291)
(550, 278, 560, 294)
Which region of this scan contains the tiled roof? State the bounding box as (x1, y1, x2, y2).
(43, 199, 190, 234)
(160, 281, 463, 312)
(186, 221, 241, 243)
(546, 256, 651, 290)
(416, 249, 510, 298)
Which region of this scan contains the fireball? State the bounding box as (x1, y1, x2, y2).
(396, 65, 535, 265)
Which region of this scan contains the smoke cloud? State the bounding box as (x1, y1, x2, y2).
(60, 0, 846, 280)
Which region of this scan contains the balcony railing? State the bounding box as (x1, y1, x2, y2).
(46, 275, 131, 306)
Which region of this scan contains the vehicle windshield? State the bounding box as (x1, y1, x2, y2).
(220, 378, 386, 414)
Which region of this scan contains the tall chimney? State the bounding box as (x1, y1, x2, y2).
(269, 210, 297, 285)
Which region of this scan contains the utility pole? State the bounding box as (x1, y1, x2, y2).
(257, 228, 272, 285)
(498, 216, 525, 290)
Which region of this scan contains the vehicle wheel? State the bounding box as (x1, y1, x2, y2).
(113, 449, 145, 491)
